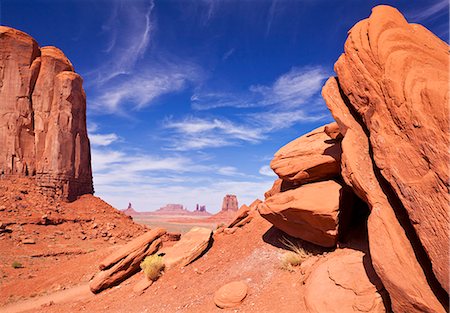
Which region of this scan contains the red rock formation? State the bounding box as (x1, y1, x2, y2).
(214, 281, 248, 309)
(0, 26, 93, 201)
(259, 6, 448, 312)
(259, 180, 343, 247)
(323, 77, 444, 312)
(332, 5, 449, 295)
(90, 227, 166, 293)
(270, 123, 341, 184)
(221, 194, 238, 211)
(123, 203, 141, 216)
(303, 249, 385, 313)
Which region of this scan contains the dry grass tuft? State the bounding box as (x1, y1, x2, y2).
(279, 237, 311, 271)
(140, 254, 165, 281)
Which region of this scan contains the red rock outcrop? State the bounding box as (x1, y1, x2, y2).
(0, 26, 93, 201)
(90, 227, 166, 293)
(270, 123, 341, 184)
(332, 5, 449, 295)
(259, 180, 344, 247)
(303, 249, 385, 313)
(221, 194, 238, 211)
(323, 77, 444, 312)
(259, 5, 448, 312)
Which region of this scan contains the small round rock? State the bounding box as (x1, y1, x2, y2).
(214, 281, 248, 309)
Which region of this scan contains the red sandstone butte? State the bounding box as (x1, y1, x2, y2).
(0, 26, 93, 201)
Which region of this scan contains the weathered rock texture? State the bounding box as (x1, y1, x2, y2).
(303, 249, 385, 313)
(259, 5, 448, 312)
(0, 26, 93, 201)
(270, 123, 341, 184)
(90, 227, 166, 293)
(159, 227, 212, 269)
(259, 180, 344, 247)
(221, 194, 238, 211)
(323, 77, 444, 312)
(214, 281, 248, 309)
(332, 6, 449, 295)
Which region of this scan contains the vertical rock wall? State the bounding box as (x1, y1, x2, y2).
(0, 26, 93, 201)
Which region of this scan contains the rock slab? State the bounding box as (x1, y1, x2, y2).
(159, 227, 212, 269)
(90, 228, 166, 293)
(259, 180, 343, 247)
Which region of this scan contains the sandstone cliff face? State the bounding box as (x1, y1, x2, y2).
(259, 5, 448, 313)
(0, 26, 93, 201)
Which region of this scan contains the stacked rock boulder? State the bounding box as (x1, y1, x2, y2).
(0, 27, 93, 201)
(259, 5, 448, 313)
(259, 123, 346, 248)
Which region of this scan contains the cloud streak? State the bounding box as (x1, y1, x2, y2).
(91, 62, 202, 113)
(192, 66, 329, 110)
(166, 66, 330, 151)
(407, 0, 449, 21)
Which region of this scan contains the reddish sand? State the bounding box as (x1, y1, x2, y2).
(1, 177, 315, 312)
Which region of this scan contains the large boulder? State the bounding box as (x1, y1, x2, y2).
(90, 228, 166, 293)
(0, 26, 93, 201)
(303, 249, 385, 313)
(159, 227, 212, 269)
(259, 180, 344, 247)
(270, 123, 341, 184)
(323, 77, 445, 313)
(334, 5, 449, 293)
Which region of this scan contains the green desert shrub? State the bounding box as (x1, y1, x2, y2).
(140, 254, 165, 281)
(279, 237, 310, 271)
(12, 261, 23, 269)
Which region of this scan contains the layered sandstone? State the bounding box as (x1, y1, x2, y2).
(259, 5, 448, 312)
(90, 228, 166, 293)
(270, 123, 341, 184)
(303, 249, 385, 313)
(332, 5, 449, 294)
(259, 180, 344, 247)
(0, 26, 93, 201)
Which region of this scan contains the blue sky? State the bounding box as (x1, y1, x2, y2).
(1, 0, 448, 212)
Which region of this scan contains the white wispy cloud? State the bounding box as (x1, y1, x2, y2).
(91, 63, 202, 113)
(407, 0, 449, 21)
(166, 66, 330, 151)
(90, 133, 119, 146)
(192, 66, 329, 110)
(91, 146, 271, 212)
(95, 177, 272, 213)
(222, 48, 235, 61)
(163, 116, 265, 151)
(259, 165, 277, 177)
(88, 0, 155, 85)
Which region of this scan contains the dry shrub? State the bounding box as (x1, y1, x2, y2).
(140, 254, 165, 281)
(279, 237, 311, 271)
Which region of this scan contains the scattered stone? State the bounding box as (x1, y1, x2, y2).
(22, 238, 36, 244)
(214, 281, 248, 309)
